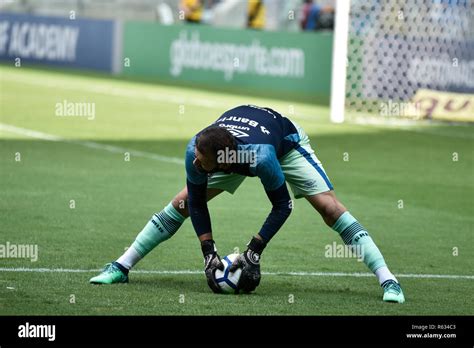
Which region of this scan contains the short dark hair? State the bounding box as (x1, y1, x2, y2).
(196, 127, 236, 163)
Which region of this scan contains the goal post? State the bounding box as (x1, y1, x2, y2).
(330, 0, 350, 123)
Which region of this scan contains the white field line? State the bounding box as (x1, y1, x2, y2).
(0, 123, 184, 165)
(0, 267, 472, 280)
(2, 73, 225, 109)
(4, 71, 472, 133)
(1, 72, 316, 121)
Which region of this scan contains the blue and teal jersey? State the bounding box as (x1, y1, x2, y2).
(186, 105, 299, 242)
(186, 104, 300, 190)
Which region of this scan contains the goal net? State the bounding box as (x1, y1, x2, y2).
(331, 0, 473, 123)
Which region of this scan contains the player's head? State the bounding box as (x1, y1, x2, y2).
(194, 126, 236, 173)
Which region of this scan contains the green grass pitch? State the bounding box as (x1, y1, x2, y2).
(0, 65, 473, 315)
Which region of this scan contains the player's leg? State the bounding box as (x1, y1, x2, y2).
(89, 187, 222, 284)
(305, 191, 404, 303)
(281, 120, 404, 303)
(116, 187, 223, 268)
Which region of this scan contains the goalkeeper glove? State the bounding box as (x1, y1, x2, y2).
(229, 236, 267, 293)
(201, 239, 224, 293)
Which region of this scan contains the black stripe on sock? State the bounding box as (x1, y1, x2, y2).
(154, 212, 182, 236)
(154, 213, 178, 230)
(340, 221, 365, 245)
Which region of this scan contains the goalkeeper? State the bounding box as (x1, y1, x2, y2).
(90, 105, 405, 303)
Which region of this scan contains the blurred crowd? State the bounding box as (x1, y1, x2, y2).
(1, 0, 336, 32)
(179, 0, 335, 31)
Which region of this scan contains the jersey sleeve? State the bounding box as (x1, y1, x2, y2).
(185, 137, 212, 236)
(185, 136, 207, 185)
(252, 145, 286, 192)
(252, 145, 292, 242)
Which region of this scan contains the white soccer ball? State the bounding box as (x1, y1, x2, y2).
(214, 253, 242, 294)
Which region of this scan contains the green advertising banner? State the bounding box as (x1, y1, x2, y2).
(123, 22, 333, 103)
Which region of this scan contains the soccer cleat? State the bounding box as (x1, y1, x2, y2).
(89, 262, 129, 284)
(382, 279, 405, 303)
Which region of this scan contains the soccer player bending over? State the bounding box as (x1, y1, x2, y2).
(90, 105, 405, 303)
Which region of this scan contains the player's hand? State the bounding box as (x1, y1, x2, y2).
(229, 236, 267, 293)
(201, 239, 224, 293)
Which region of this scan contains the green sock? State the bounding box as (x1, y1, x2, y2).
(332, 211, 386, 272)
(131, 202, 186, 257)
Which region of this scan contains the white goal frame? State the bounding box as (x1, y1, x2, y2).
(330, 0, 350, 123)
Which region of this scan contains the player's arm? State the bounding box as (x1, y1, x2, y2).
(257, 168, 293, 243)
(185, 137, 224, 292)
(231, 147, 292, 292)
